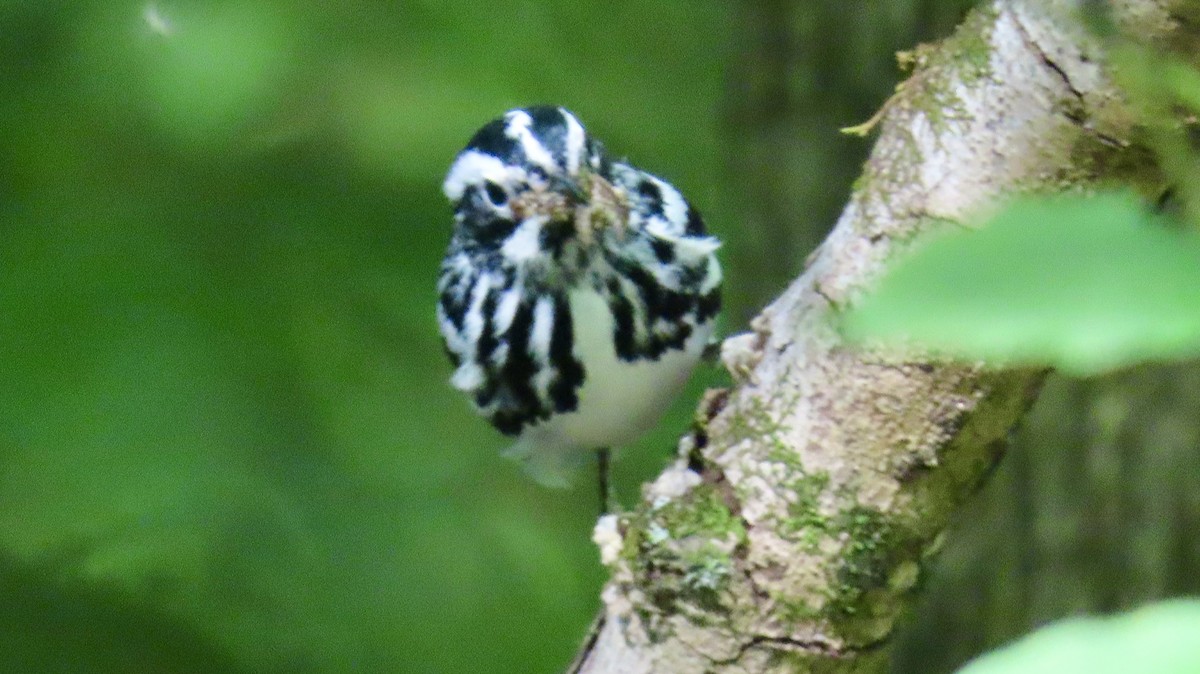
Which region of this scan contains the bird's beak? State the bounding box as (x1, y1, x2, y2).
(550, 173, 590, 206)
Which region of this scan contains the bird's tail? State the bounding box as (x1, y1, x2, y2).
(502, 437, 595, 489)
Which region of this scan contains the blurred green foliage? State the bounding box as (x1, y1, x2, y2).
(956, 600, 1200, 674)
(843, 192, 1200, 374)
(0, 1, 732, 671)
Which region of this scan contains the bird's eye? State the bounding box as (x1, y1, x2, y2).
(484, 181, 508, 207)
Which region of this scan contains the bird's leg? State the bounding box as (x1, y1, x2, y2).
(597, 447, 615, 515)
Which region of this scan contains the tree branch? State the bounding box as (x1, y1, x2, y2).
(572, 1, 1196, 672)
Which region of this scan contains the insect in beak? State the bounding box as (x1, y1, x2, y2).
(574, 171, 630, 246)
(549, 173, 590, 206)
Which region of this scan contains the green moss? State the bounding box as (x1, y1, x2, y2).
(780, 471, 832, 551)
(951, 4, 997, 83)
(618, 514, 645, 565)
(662, 483, 744, 541)
(829, 506, 899, 616)
(680, 552, 732, 593)
(775, 592, 821, 625)
(715, 389, 840, 551)
(849, 4, 1005, 226)
(719, 386, 811, 474)
(910, 4, 998, 133)
(851, 165, 873, 196)
(722, 390, 789, 447)
(620, 483, 747, 611)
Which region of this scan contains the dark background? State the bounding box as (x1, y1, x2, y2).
(7, 2, 1197, 673)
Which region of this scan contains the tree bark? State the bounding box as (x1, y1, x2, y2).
(721, 0, 976, 323)
(571, 1, 1197, 672)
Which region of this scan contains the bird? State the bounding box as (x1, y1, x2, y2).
(436, 105, 722, 502)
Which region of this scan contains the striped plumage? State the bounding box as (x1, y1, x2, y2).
(437, 106, 721, 487)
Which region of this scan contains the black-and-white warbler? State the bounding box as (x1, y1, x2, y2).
(437, 106, 722, 490)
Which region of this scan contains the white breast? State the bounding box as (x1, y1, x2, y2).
(502, 287, 712, 487)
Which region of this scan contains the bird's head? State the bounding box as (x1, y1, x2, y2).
(443, 106, 627, 268)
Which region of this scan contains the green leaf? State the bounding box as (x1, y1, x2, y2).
(957, 600, 1200, 674)
(842, 192, 1200, 375)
